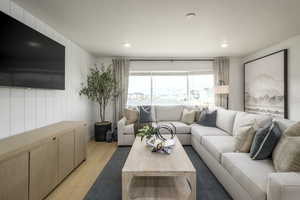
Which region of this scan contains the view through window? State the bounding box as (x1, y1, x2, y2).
(127, 72, 214, 106)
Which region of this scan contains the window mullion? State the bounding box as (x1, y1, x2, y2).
(150, 72, 153, 105)
(187, 72, 190, 105)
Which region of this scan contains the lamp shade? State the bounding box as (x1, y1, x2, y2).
(215, 85, 229, 94)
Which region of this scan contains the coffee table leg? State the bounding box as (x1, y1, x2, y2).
(122, 173, 133, 200)
(188, 173, 196, 200)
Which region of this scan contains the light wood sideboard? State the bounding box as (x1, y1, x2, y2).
(0, 121, 88, 200)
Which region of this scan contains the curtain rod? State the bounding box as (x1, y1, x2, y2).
(129, 59, 215, 62)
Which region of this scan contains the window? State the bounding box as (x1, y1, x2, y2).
(127, 72, 214, 106)
(152, 75, 187, 105)
(127, 75, 151, 106)
(189, 74, 214, 106)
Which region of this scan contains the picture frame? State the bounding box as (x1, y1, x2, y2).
(244, 49, 288, 119)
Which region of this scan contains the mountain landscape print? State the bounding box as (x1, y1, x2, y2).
(244, 50, 287, 118)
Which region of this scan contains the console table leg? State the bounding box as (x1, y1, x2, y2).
(122, 173, 133, 200)
(188, 173, 197, 200)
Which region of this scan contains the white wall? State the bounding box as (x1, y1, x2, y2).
(243, 34, 300, 121)
(229, 57, 244, 111)
(0, 1, 95, 139)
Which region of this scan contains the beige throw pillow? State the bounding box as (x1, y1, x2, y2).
(234, 119, 257, 153)
(124, 108, 139, 125)
(273, 122, 300, 172)
(181, 109, 196, 125)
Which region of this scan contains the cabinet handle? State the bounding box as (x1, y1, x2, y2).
(52, 137, 56, 140)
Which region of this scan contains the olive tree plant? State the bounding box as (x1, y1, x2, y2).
(79, 64, 117, 123)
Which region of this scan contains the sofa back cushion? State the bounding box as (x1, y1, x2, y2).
(155, 105, 183, 121)
(233, 112, 272, 136)
(216, 108, 237, 134)
(274, 119, 296, 133)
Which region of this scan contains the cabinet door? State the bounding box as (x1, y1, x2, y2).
(58, 130, 75, 182)
(74, 124, 88, 167)
(29, 138, 58, 200)
(0, 152, 29, 200)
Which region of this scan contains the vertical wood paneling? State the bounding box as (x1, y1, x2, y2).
(36, 90, 47, 128)
(46, 91, 55, 124)
(0, 88, 10, 139)
(25, 89, 36, 131)
(0, 1, 95, 139)
(10, 88, 25, 135)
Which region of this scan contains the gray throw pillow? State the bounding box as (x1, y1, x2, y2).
(138, 105, 153, 123)
(250, 122, 281, 160)
(197, 110, 217, 127)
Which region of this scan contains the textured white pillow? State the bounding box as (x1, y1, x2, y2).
(181, 109, 196, 125)
(273, 122, 300, 172)
(234, 119, 258, 152)
(124, 108, 138, 124)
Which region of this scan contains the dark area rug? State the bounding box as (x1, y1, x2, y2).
(84, 146, 232, 200)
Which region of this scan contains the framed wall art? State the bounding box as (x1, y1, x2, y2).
(244, 49, 288, 118)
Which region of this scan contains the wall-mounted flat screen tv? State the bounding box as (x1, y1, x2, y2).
(0, 11, 65, 90)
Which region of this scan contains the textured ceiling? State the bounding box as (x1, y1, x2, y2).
(13, 0, 300, 57)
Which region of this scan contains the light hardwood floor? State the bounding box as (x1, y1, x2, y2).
(46, 141, 118, 200)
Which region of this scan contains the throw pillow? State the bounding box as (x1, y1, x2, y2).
(124, 108, 139, 125)
(138, 105, 153, 123)
(272, 122, 300, 172)
(181, 109, 196, 125)
(197, 110, 217, 127)
(234, 120, 257, 153)
(250, 121, 281, 160)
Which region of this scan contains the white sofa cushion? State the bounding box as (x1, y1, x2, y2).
(233, 112, 272, 136)
(153, 121, 191, 134)
(155, 105, 183, 121)
(191, 124, 229, 143)
(222, 153, 275, 200)
(274, 119, 296, 133)
(201, 136, 235, 162)
(267, 172, 300, 200)
(216, 108, 237, 134)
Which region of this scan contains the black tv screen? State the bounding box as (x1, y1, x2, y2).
(0, 11, 65, 90)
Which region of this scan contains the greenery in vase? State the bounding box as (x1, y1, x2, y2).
(137, 125, 158, 141)
(79, 64, 118, 122)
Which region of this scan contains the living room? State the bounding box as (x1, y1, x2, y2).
(1, 0, 300, 200)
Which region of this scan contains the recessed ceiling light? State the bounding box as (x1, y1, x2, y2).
(123, 42, 131, 48)
(185, 12, 196, 19)
(221, 42, 229, 48)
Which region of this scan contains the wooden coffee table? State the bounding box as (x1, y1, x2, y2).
(122, 136, 196, 200)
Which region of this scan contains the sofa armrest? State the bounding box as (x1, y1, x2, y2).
(117, 117, 135, 145)
(267, 172, 300, 200)
(118, 117, 127, 128)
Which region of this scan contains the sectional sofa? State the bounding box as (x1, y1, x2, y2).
(117, 105, 300, 200)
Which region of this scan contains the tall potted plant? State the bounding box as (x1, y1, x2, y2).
(79, 64, 118, 141)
